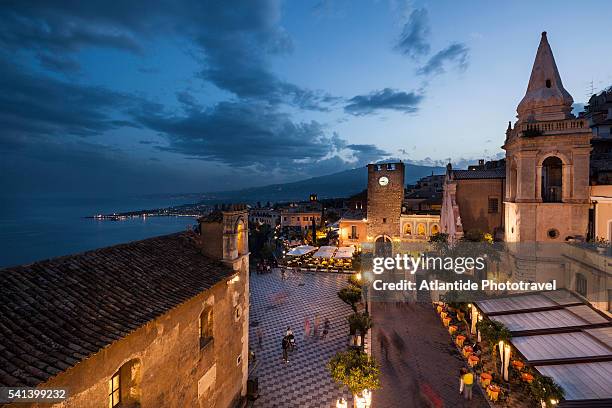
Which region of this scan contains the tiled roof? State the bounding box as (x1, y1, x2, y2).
(0, 232, 233, 388)
(452, 168, 506, 180)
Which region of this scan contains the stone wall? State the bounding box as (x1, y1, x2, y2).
(456, 178, 505, 236)
(366, 163, 404, 240)
(23, 262, 249, 408)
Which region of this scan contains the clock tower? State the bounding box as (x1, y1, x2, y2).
(366, 162, 405, 242)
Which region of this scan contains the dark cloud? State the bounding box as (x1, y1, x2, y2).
(0, 59, 138, 141)
(135, 100, 357, 170)
(417, 43, 469, 76)
(0, 0, 333, 111)
(344, 88, 423, 115)
(37, 53, 80, 74)
(346, 144, 390, 163)
(395, 8, 430, 59)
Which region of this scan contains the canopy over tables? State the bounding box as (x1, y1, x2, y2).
(335, 246, 355, 259)
(313, 246, 337, 258)
(475, 290, 612, 406)
(287, 245, 316, 256)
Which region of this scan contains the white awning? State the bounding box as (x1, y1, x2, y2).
(286, 245, 316, 256)
(335, 246, 355, 258)
(313, 246, 337, 258)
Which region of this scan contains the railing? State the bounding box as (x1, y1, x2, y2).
(519, 119, 587, 135)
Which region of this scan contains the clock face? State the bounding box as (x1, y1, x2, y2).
(378, 176, 389, 186)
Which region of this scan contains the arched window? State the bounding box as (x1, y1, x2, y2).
(417, 223, 426, 236)
(199, 308, 213, 348)
(404, 223, 412, 235)
(109, 359, 141, 408)
(431, 224, 440, 235)
(542, 156, 563, 202)
(576, 273, 587, 297)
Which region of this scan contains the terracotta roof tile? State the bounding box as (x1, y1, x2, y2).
(0, 232, 234, 387)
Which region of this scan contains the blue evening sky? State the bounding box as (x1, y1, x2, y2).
(1, 0, 610, 196)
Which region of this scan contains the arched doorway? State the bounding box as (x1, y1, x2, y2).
(374, 235, 392, 257)
(542, 156, 562, 202)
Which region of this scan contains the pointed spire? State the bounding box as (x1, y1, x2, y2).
(516, 32, 573, 122)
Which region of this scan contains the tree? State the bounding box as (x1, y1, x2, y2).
(347, 312, 372, 350)
(528, 374, 564, 407)
(328, 350, 380, 397)
(338, 286, 362, 312)
(476, 319, 511, 375)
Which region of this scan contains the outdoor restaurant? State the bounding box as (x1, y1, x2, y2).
(281, 245, 356, 272)
(435, 289, 612, 407)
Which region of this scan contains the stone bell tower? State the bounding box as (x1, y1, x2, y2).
(366, 162, 405, 242)
(503, 32, 591, 243)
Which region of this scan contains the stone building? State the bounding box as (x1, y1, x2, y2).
(440, 159, 506, 242)
(338, 162, 441, 248)
(248, 207, 280, 228)
(0, 206, 250, 408)
(504, 32, 592, 243)
(279, 205, 322, 233)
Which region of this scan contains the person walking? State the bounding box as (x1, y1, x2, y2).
(257, 326, 264, 349)
(313, 313, 320, 338)
(459, 368, 467, 395)
(462, 369, 474, 400)
(303, 317, 311, 341)
(281, 335, 290, 363)
(379, 331, 389, 361)
(322, 318, 330, 339)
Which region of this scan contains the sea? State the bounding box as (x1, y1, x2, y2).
(0, 194, 198, 268)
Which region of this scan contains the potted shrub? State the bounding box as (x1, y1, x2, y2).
(347, 312, 372, 350)
(328, 349, 380, 407)
(338, 286, 362, 312)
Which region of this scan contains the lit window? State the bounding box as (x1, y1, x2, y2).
(199, 308, 213, 348)
(431, 224, 440, 235)
(404, 223, 412, 235)
(417, 223, 426, 236)
(108, 372, 120, 408)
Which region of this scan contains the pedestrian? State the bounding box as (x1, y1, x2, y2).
(313, 313, 320, 338)
(459, 367, 467, 395)
(257, 326, 264, 349)
(379, 331, 389, 361)
(463, 369, 474, 400)
(322, 318, 330, 339)
(303, 317, 311, 341)
(281, 335, 290, 363)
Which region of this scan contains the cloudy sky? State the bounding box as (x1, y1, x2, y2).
(1, 0, 611, 196)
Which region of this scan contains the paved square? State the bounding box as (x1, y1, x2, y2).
(249, 269, 353, 408)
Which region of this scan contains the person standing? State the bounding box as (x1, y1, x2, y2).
(463, 369, 474, 400)
(281, 335, 290, 363)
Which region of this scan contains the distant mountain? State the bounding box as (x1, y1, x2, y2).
(198, 163, 446, 204)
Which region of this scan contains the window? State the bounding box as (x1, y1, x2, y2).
(545, 79, 551, 88)
(376, 164, 383, 171)
(542, 156, 562, 202)
(387, 163, 396, 170)
(417, 223, 426, 236)
(382, 218, 387, 224)
(431, 224, 440, 235)
(199, 308, 213, 348)
(108, 372, 120, 408)
(576, 273, 587, 297)
(488, 197, 499, 213)
(297, 217, 300, 221)
(404, 223, 412, 235)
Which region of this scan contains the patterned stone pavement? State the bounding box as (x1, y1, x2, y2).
(370, 276, 489, 408)
(248, 269, 353, 408)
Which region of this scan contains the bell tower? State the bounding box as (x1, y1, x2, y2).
(366, 162, 405, 242)
(503, 32, 591, 242)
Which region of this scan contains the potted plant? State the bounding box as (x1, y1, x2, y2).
(328, 349, 380, 407)
(347, 312, 372, 350)
(338, 286, 362, 312)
